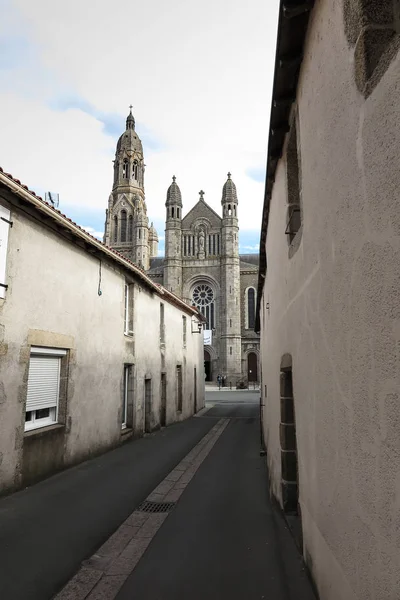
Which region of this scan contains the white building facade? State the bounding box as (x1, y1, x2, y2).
(0, 168, 204, 496)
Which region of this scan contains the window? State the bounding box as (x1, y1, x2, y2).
(113, 216, 118, 242)
(192, 283, 215, 329)
(228, 204, 232, 216)
(124, 283, 134, 336)
(286, 115, 302, 246)
(25, 347, 67, 431)
(182, 316, 187, 347)
(123, 159, 129, 179)
(133, 160, 138, 179)
(230, 346, 232, 355)
(122, 364, 133, 429)
(172, 207, 175, 218)
(177, 208, 180, 218)
(128, 215, 133, 241)
(160, 303, 165, 345)
(246, 288, 256, 329)
(120, 210, 127, 242)
(0, 204, 11, 298)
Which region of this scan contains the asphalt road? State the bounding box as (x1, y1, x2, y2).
(0, 391, 315, 600)
(0, 416, 215, 600)
(117, 392, 315, 600)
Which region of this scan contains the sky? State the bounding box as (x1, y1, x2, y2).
(0, 0, 280, 255)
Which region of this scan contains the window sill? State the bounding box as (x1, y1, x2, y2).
(24, 423, 65, 439)
(288, 224, 303, 259)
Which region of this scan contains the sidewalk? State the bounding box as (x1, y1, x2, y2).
(205, 384, 260, 392)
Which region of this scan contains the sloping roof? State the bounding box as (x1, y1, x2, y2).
(255, 0, 314, 332)
(239, 254, 259, 267)
(0, 167, 199, 318)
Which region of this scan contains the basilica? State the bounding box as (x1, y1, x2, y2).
(104, 109, 259, 384)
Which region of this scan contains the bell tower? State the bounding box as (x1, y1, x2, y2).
(104, 107, 151, 269)
(164, 176, 183, 296)
(220, 172, 241, 380)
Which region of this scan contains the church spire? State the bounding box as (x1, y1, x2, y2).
(126, 105, 135, 130)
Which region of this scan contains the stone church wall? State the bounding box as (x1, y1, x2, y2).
(260, 1, 400, 599)
(0, 181, 204, 496)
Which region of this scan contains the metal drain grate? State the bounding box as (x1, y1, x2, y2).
(137, 500, 176, 513)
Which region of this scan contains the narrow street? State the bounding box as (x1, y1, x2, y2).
(0, 391, 315, 600)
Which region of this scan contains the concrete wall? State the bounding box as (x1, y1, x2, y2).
(0, 199, 204, 496)
(260, 1, 400, 599)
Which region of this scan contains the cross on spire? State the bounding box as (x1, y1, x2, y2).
(129, 104, 133, 112)
(199, 190, 205, 200)
(172, 175, 176, 182)
(227, 172, 231, 179)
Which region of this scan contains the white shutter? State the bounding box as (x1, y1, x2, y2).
(0, 205, 11, 299)
(26, 355, 61, 411)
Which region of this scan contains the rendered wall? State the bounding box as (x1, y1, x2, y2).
(260, 2, 400, 599)
(0, 200, 204, 495)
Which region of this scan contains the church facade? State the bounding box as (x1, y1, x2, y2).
(104, 110, 259, 385)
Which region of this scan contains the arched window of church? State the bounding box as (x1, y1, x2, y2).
(177, 208, 180, 218)
(133, 160, 138, 180)
(172, 207, 175, 218)
(128, 215, 133, 241)
(120, 210, 127, 242)
(228, 204, 232, 216)
(113, 216, 118, 242)
(114, 162, 119, 184)
(139, 229, 142, 240)
(123, 159, 129, 179)
(247, 287, 256, 329)
(234, 205, 236, 216)
(192, 283, 215, 329)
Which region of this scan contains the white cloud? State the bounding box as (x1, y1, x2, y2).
(241, 244, 260, 252)
(0, 0, 280, 233)
(82, 226, 104, 240)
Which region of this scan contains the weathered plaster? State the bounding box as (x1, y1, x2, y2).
(260, 1, 400, 598)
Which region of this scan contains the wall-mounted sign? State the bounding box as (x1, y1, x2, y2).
(204, 329, 212, 345)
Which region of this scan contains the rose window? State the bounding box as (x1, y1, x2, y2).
(192, 284, 214, 307)
(192, 284, 215, 330)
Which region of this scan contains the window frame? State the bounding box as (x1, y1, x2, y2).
(24, 347, 67, 432)
(245, 286, 257, 330)
(124, 282, 134, 336)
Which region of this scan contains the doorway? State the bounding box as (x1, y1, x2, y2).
(176, 365, 183, 413)
(160, 373, 167, 427)
(248, 352, 258, 382)
(145, 378, 152, 433)
(194, 367, 197, 413)
(204, 350, 211, 381)
(280, 358, 302, 550)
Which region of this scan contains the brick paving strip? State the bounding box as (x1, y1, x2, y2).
(55, 418, 230, 600)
